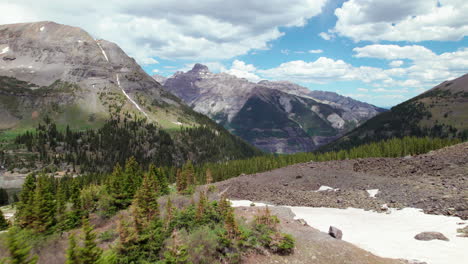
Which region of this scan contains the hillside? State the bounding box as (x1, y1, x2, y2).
(0, 21, 261, 172)
(324, 73, 468, 150)
(156, 64, 384, 153)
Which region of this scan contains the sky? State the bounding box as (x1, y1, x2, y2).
(1, 0, 468, 107)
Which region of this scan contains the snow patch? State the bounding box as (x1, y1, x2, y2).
(367, 189, 379, 198)
(0, 46, 9, 54)
(315, 185, 339, 192)
(172, 121, 183, 126)
(116, 74, 149, 118)
(40, 26, 45, 32)
(96, 41, 109, 62)
(232, 200, 468, 264)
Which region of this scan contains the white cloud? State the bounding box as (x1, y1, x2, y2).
(308, 49, 323, 54)
(353, 44, 435, 61)
(319, 32, 332, 40)
(333, 0, 468, 42)
(258, 57, 388, 84)
(357, 88, 369, 92)
(389, 60, 404, 67)
(281, 49, 290, 55)
(151, 69, 159, 73)
(225, 60, 261, 82)
(2, 0, 327, 62)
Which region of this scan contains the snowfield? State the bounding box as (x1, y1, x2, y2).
(230, 200, 468, 264)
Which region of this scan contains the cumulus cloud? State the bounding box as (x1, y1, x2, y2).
(319, 32, 333, 40)
(2, 0, 327, 63)
(225, 60, 261, 82)
(333, 0, 468, 42)
(258, 57, 388, 84)
(389, 60, 404, 67)
(353, 44, 435, 61)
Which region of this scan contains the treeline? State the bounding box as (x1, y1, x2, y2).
(0, 157, 294, 263)
(193, 136, 462, 183)
(12, 117, 261, 172)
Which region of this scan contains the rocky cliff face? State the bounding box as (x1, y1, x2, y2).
(158, 64, 385, 153)
(0, 21, 197, 131)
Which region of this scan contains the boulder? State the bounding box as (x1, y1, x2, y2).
(414, 232, 449, 241)
(328, 226, 343, 239)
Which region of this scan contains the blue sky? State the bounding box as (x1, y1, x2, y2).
(2, 0, 468, 107)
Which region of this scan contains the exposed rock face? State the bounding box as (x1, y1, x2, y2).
(0, 21, 191, 130)
(328, 226, 343, 239)
(414, 232, 449, 241)
(159, 64, 385, 153)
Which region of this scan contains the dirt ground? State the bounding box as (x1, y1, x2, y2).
(216, 142, 468, 220)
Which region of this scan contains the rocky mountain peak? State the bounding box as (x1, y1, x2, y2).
(189, 63, 210, 74)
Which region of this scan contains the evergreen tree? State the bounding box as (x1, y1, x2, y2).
(164, 198, 174, 228)
(16, 174, 36, 228)
(155, 166, 170, 195)
(183, 161, 195, 187)
(32, 175, 56, 233)
(133, 171, 160, 229)
(65, 233, 80, 264)
(224, 207, 240, 240)
(195, 191, 207, 221)
(4, 227, 38, 264)
(205, 168, 213, 184)
(162, 230, 189, 264)
(175, 169, 186, 193)
(79, 217, 102, 264)
(0, 210, 9, 231)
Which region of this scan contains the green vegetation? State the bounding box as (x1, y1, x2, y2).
(0, 157, 294, 264)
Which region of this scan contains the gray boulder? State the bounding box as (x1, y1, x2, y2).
(328, 226, 343, 239)
(414, 232, 449, 241)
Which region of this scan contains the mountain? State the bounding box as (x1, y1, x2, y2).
(324, 73, 468, 150)
(0, 21, 198, 132)
(0, 21, 261, 168)
(156, 64, 385, 153)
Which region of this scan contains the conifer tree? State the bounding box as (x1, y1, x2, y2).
(0, 210, 9, 231)
(183, 161, 195, 187)
(195, 191, 207, 221)
(133, 172, 160, 226)
(205, 168, 213, 184)
(79, 217, 102, 264)
(4, 227, 38, 264)
(65, 233, 80, 264)
(164, 198, 174, 228)
(162, 230, 189, 264)
(175, 169, 186, 193)
(123, 157, 143, 199)
(224, 207, 240, 240)
(16, 174, 36, 228)
(32, 175, 56, 233)
(218, 194, 230, 218)
(154, 166, 170, 195)
(107, 163, 125, 208)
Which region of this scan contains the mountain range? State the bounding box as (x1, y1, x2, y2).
(324, 73, 468, 150)
(155, 64, 385, 153)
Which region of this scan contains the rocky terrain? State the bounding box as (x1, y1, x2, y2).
(156, 64, 384, 153)
(216, 142, 468, 220)
(325, 73, 468, 151)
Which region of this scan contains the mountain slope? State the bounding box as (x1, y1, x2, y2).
(0, 21, 203, 132)
(0, 21, 261, 168)
(324, 73, 468, 150)
(157, 64, 384, 153)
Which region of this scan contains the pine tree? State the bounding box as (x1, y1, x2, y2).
(16, 174, 36, 228)
(32, 175, 56, 233)
(164, 198, 174, 228)
(183, 161, 195, 187)
(195, 191, 207, 221)
(175, 169, 186, 193)
(4, 227, 38, 264)
(218, 194, 230, 218)
(205, 168, 213, 184)
(123, 157, 143, 199)
(133, 172, 160, 226)
(224, 207, 240, 240)
(162, 230, 189, 264)
(155, 166, 170, 195)
(65, 233, 80, 264)
(0, 210, 9, 231)
(79, 217, 102, 264)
